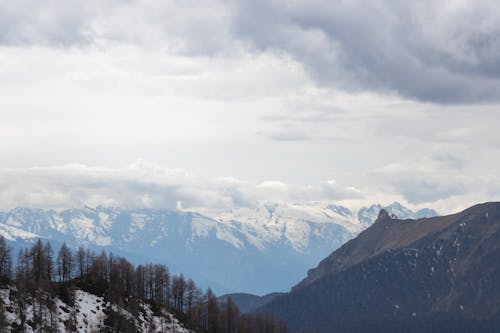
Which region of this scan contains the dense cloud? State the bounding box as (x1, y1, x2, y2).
(0, 0, 233, 53)
(2, 0, 500, 102)
(0, 1, 499, 213)
(232, 0, 500, 103)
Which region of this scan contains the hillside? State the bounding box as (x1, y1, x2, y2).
(258, 202, 500, 332)
(218, 293, 284, 313)
(0, 239, 286, 333)
(0, 288, 192, 333)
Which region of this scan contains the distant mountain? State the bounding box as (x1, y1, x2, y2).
(357, 202, 438, 225)
(219, 292, 284, 313)
(258, 202, 500, 333)
(0, 202, 437, 295)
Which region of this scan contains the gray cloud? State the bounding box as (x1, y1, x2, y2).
(231, 0, 500, 103)
(369, 160, 500, 205)
(2, 1, 500, 102)
(0, 1, 90, 46)
(1, 1, 500, 214)
(0, 0, 234, 54)
(389, 178, 465, 205)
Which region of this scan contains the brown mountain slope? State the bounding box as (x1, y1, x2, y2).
(260, 202, 500, 333)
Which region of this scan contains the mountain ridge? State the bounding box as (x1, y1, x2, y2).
(0, 202, 437, 295)
(258, 202, 500, 332)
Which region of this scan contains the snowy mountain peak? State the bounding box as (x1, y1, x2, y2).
(0, 201, 437, 294)
(357, 202, 438, 225)
(325, 204, 352, 218)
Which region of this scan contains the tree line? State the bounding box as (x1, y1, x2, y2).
(0, 236, 287, 333)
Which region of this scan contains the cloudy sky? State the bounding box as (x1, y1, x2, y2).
(1, 0, 499, 214)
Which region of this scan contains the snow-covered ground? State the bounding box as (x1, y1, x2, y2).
(0, 288, 193, 333)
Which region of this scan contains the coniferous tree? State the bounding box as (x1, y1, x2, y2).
(136, 264, 146, 300)
(0, 240, 287, 333)
(0, 297, 6, 332)
(0, 236, 12, 282)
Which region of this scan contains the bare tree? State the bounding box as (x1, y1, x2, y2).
(75, 245, 87, 278)
(57, 243, 73, 283)
(0, 236, 12, 281)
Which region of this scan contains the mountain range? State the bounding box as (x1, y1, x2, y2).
(257, 202, 500, 332)
(0, 202, 437, 295)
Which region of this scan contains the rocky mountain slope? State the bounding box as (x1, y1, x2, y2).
(258, 202, 500, 332)
(0, 202, 437, 295)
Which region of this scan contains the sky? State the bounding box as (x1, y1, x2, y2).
(1, 0, 500, 214)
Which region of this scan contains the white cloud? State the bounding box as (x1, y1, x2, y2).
(368, 159, 500, 213)
(3, 0, 500, 102)
(0, 1, 499, 214)
(0, 161, 363, 213)
(257, 181, 287, 188)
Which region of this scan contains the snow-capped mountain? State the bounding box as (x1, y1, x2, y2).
(0, 202, 437, 295)
(357, 202, 438, 225)
(216, 202, 366, 252)
(259, 202, 500, 333)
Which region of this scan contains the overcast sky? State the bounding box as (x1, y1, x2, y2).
(1, 0, 499, 214)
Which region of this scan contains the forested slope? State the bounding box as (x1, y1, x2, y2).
(0, 237, 286, 333)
